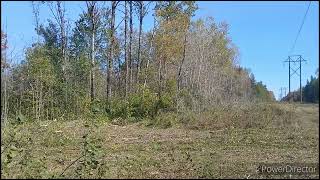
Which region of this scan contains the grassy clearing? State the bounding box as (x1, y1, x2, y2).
(1, 103, 319, 178)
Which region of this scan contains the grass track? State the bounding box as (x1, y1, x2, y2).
(1, 103, 319, 178)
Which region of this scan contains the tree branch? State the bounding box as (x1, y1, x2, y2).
(59, 154, 85, 177)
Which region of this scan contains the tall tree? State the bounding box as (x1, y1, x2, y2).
(124, 1, 129, 99)
(47, 1, 71, 115)
(1, 30, 8, 124)
(1, 30, 8, 69)
(143, 13, 157, 89)
(154, 1, 198, 98)
(107, 1, 118, 101)
(134, 1, 150, 85)
(47, 1, 67, 80)
(86, 1, 100, 102)
(129, 0, 133, 93)
(69, 5, 109, 106)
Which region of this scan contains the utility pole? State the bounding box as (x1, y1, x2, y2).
(299, 56, 302, 103)
(279, 87, 287, 101)
(284, 87, 287, 98)
(284, 55, 306, 103)
(289, 57, 290, 98)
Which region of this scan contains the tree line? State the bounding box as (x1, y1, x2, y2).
(1, 1, 275, 124)
(281, 70, 319, 103)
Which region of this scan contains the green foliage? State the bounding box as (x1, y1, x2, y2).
(2, 0, 279, 134)
(303, 75, 319, 103)
(282, 72, 319, 103)
(15, 113, 27, 124)
(70, 8, 109, 62)
(1, 102, 316, 178)
(3, 2, 310, 177)
(74, 120, 105, 179)
(1, 123, 50, 179)
(105, 85, 176, 122)
(155, 1, 198, 20)
(158, 92, 175, 110)
(252, 80, 275, 102)
(90, 100, 104, 114)
(20, 158, 50, 179)
(38, 20, 59, 48)
(130, 85, 159, 118)
(108, 98, 132, 120)
(26, 45, 56, 86)
(177, 110, 197, 125)
(157, 79, 177, 112)
(176, 103, 294, 130)
(177, 89, 193, 110)
(150, 112, 178, 128)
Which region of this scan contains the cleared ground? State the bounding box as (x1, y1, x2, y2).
(1, 103, 319, 178)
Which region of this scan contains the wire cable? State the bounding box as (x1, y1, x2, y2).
(288, 1, 311, 55)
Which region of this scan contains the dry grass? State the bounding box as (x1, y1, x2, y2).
(1, 103, 319, 179)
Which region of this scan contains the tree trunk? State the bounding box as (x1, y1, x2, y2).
(144, 12, 156, 89)
(129, 0, 133, 93)
(2, 57, 7, 125)
(57, 1, 67, 78)
(118, 57, 121, 96)
(90, 31, 95, 102)
(177, 32, 187, 91)
(125, 1, 129, 100)
(86, 1, 98, 102)
(56, 2, 68, 109)
(107, 1, 116, 101)
(136, 2, 143, 86)
(40, 71, 43, 121)
(158, 57, 163, 99)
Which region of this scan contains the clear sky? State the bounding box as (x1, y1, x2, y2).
(1, 1, 319, 100)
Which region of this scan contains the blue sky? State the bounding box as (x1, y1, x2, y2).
(1, 1, 319, 100)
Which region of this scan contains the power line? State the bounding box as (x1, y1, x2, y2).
(288, 1, 311, 55)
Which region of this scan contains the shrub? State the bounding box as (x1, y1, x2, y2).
(177, 89, 193, 110)
(151, 112, 178, 128)
(108, 98, 132, 120)
(107, 86, 159, 121)
(178, 110, 197, 125)
(131, 86, 159, 118)
(175, 103, 295, 130)
(91, 100, 104, 114)
(158, 92, 175, 111)
(99, 85, 178, 125)
(16, 113, 27, 124)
